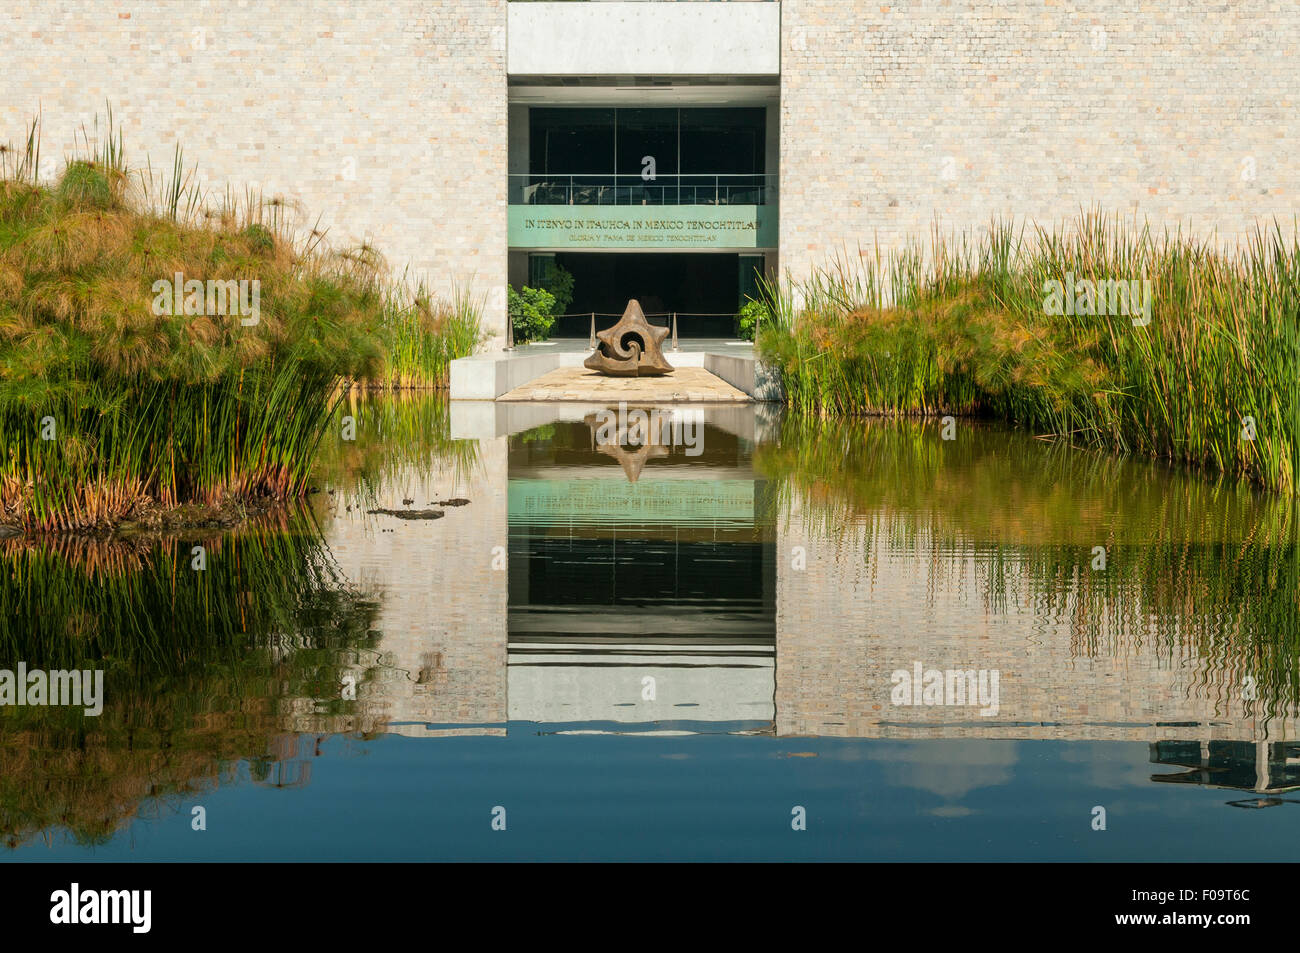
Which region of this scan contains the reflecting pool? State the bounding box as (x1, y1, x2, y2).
(2, 395, 1298, 860)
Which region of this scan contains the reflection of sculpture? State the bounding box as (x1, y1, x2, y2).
(584, 410, 668, 483)
(584, 299, 674, 377)
(595, 441, 668, 483)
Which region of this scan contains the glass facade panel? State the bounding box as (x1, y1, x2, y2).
(678, 107, 765, 175)
(615, 108, 679, 177)
(521, 107, 770, 206)
(529, 108, 615, 176)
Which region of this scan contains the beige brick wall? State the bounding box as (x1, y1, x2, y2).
(779, 0, 1300, 282)
(0, 0, 508, 339)
(8, 0, 1297, 343)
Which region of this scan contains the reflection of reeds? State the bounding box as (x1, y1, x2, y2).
(0, 504, 377, 675)
(760, 413, 1293, 544)
(759, 213, 1300, 493)
(0, 505, 382, 848)
(1028, 541, 1300, 723)
(0, 531, 156, 577)
(759, 413, 1300, 719)
(313, 390, 481, 506)
(0, 502, 328, 578)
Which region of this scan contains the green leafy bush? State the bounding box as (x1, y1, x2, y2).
(736, 298, 768, 341)
(508, 285, 556, 343)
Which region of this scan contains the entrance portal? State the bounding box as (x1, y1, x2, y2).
(548, 252, 763, 338)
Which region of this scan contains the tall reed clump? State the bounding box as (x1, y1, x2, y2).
(0, 114, 392, 532)
(758, 213, 1300, 493)
(371, 279, 484, 389)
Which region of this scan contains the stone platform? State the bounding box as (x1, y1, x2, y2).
(449, 338, 782, 402)
(498, 366, 750, 402)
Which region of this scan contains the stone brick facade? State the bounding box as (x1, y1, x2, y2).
(779, 0, 1300, 283)
(6, 0, 1297, 344)
(0, 0, 509, 338)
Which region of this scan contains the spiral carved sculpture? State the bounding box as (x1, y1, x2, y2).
(583, 299, 675, 377)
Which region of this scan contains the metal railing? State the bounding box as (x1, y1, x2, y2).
(505, 311, 750, 353)
(509, 173, 777, 207)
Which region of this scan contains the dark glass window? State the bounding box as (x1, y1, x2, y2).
(614, 108, 679, 177)
(679, 108, 765, 175)
(525, 107, 767, 205)
(529, 108, 615, 175)
(529, 107, 764, 176)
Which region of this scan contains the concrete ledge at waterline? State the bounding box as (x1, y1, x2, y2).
(449, 351, 561, 400)
(704, 353, 784, 403)
(451, 400, 781, 444)
(448, 400, 500, 440)
(498, 366, 751, 403)
(451, 400, 596, 441)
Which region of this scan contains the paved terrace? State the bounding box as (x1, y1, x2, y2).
(450, 337, 781, 403)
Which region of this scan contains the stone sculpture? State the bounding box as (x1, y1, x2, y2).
(583, 299, 674, 377)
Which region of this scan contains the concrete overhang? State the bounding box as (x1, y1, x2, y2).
(507, 1, 781, 78)
(507, 80, 778, 107)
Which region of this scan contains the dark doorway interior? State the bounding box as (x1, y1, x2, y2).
(554, 252, 741, 338)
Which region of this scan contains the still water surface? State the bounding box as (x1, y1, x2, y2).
(2, 396, 1297, 860)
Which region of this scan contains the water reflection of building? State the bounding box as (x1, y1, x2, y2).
(506, 413, 776, 729)
(318, 403, 1296, 755)
(774, 489, 1299, 744)
(322, 438, 509, 738)
(1151, 741, 1300, 797)
(250, 734, 315, 790)
(317, 405, 781, 736)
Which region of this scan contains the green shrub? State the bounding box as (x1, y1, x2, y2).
(508, 285, 556, 343)
(54, 160, 120, 211)
(242, 223, 275, 254)
(736, 298, 768, 341)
